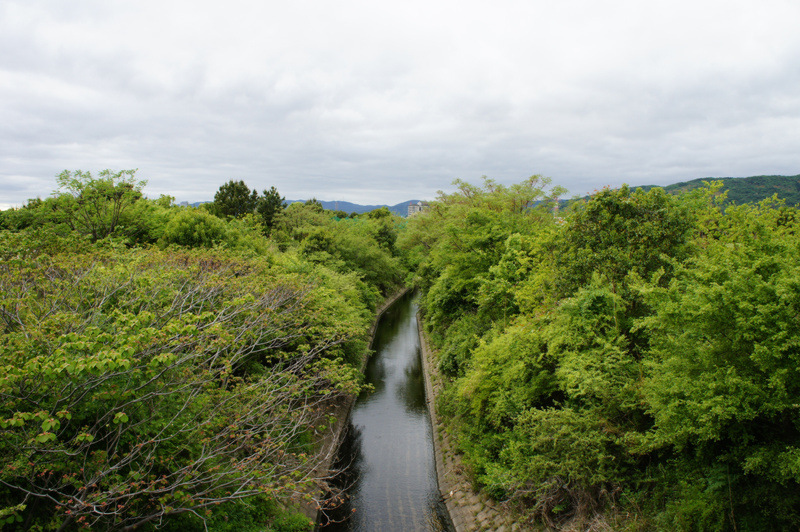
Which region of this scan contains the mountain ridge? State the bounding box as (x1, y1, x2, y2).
(185, 174, 800, 214)
(636, 174, 800, 205)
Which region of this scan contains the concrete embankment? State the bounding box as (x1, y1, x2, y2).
(418, 316, 525, 532)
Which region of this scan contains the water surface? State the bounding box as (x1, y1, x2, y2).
(319, 293, 454, 532)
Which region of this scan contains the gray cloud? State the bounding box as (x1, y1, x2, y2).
(1, 0, 799, 209)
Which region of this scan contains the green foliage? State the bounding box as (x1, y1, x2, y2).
(1, 171, 183, 247)
(405, 176, 800, 530)
(478, 228, 562, 321)
(211, 179, 259, 219)
(436, 313, 487, 377)
(0, 246, 376, 530)
(499, 407, 624, 494)
(51, 168, 147, 242)
(641, 200, 800, 451)
(158, 495, 313, 532)
(304, 198, 324, 212)
(398, 175, 564, 331)
(153, 204, 270, 253)
(0, 226, 93, 259)
(555, 185, 693, 298)
(549, 279, 639, 418)
(0, 170, 407, 530)
(268, 512, 314, 532)
(0, 198, 46, 231)
(458, 317, 556, 428)
(630, 200, 800, 529)
(365, 206, 399, 254)
(272, 202, 406, 297)
(160, 206, 228, 247)
(257, 186, 287, 233)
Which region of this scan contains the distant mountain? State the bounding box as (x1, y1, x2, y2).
(187, 175, 800, 214)
(637, 174, 800, 205)
(186, 199, 426, 217)
(286, 199, 424, 217)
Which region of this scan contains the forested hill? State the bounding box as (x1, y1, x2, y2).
(638, 174, 800, 205)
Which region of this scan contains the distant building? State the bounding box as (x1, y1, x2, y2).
(407, 201, 430, 217)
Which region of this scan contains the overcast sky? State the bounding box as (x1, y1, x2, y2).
(2, 0, 799, 208)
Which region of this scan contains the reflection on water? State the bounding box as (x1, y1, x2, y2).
(319, 293, 454, 532)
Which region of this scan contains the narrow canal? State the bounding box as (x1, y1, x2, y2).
(319, 292, 454, 532)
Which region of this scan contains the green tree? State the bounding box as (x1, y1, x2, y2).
(555, 185, 694, 298)
(637, 199, 800, 530)
(0, 198, 46, 231)
(365, 207, 399, 254)
(270, 202, 406, 299)
(256, 186, 286, 234)
(212, 180, 259, 219)
(160, 207, 228, 248)
(304, 198, 324, 213)
(401, 175, 563, 331)
(0, 248, 369, 530)
(52, 169, 146, 242)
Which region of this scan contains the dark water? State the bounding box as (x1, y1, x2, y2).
(319, 293, 454, 532)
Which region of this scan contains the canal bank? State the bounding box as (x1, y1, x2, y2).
(418, 317, 524, 532)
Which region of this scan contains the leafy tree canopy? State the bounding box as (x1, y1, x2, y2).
(211, 179, 259, 219)
(52, 169, 147, 242)
(406, 176, 800, 530)
(257, 185, 287, 233)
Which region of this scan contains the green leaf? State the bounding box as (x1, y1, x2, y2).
(76, 432, 95, 443)
(35, 432, 56, 443)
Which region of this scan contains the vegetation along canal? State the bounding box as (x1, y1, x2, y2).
(319, 292, 455, 531)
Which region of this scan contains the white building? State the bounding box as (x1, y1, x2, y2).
(407, 201, 430, 217)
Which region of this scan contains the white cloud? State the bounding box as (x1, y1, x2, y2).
(1, 0, 799, 206)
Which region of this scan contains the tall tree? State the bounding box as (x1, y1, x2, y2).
(555, 185, 694, 298)
(256, 186, 286, 233)
(53, 169, 146, 242)
(211, 180, 258, 219)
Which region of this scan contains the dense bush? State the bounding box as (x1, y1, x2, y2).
(0, 247, 372, 530)
(402, 178, 800, 530)
(160, 207, 228, 247)
(0, 170, 408, 531)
